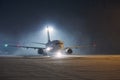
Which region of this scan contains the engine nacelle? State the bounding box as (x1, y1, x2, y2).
(38, 48, 47, 55)
(38, 48, 44, 54)
(65, 48, 73, 54)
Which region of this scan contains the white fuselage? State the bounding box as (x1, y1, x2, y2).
(45, 40, 64, 53)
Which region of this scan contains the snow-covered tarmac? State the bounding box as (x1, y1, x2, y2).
(0, 54, 120, 80)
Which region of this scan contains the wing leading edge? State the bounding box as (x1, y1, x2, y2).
(8, 44, 45, 49)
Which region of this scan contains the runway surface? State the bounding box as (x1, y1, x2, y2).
(0, 55, 120, 80)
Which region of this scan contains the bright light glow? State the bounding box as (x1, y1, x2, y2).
(46, 47, 52, 51)
(4, 44, 8, 47)
(45, 26, 53, 32)
(55, 51, 63, 58)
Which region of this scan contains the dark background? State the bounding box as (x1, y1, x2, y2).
(0, 0, 120, 55)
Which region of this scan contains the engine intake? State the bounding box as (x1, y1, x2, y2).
(65, 48, 73, 54)
(38, 48, 44, 54)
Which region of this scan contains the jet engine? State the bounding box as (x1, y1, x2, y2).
(38, 48, 44, 54)
(38, 48, 47, 55)
(65, 48, 73, 54)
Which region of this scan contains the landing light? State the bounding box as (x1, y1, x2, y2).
(46, 47, 52, 51)
(55, 52, 63, 58)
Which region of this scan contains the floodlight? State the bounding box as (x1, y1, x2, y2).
(4, 44, 8, 47)
(45, 26, 54, 33)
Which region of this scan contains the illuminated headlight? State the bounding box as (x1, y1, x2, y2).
(46, 47, 52, 51)
(55, 51, 63, 57)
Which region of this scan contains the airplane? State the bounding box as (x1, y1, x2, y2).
(7, 26, 95, 56)
(8, 26, 75, 56)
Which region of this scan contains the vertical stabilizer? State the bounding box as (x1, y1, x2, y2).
(47, 26, 51, 42)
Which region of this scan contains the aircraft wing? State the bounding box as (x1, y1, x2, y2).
(8, 45, 45, 49)
(31, 42, 46, 45)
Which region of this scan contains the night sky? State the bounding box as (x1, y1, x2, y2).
(0, 0, 120, 55)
